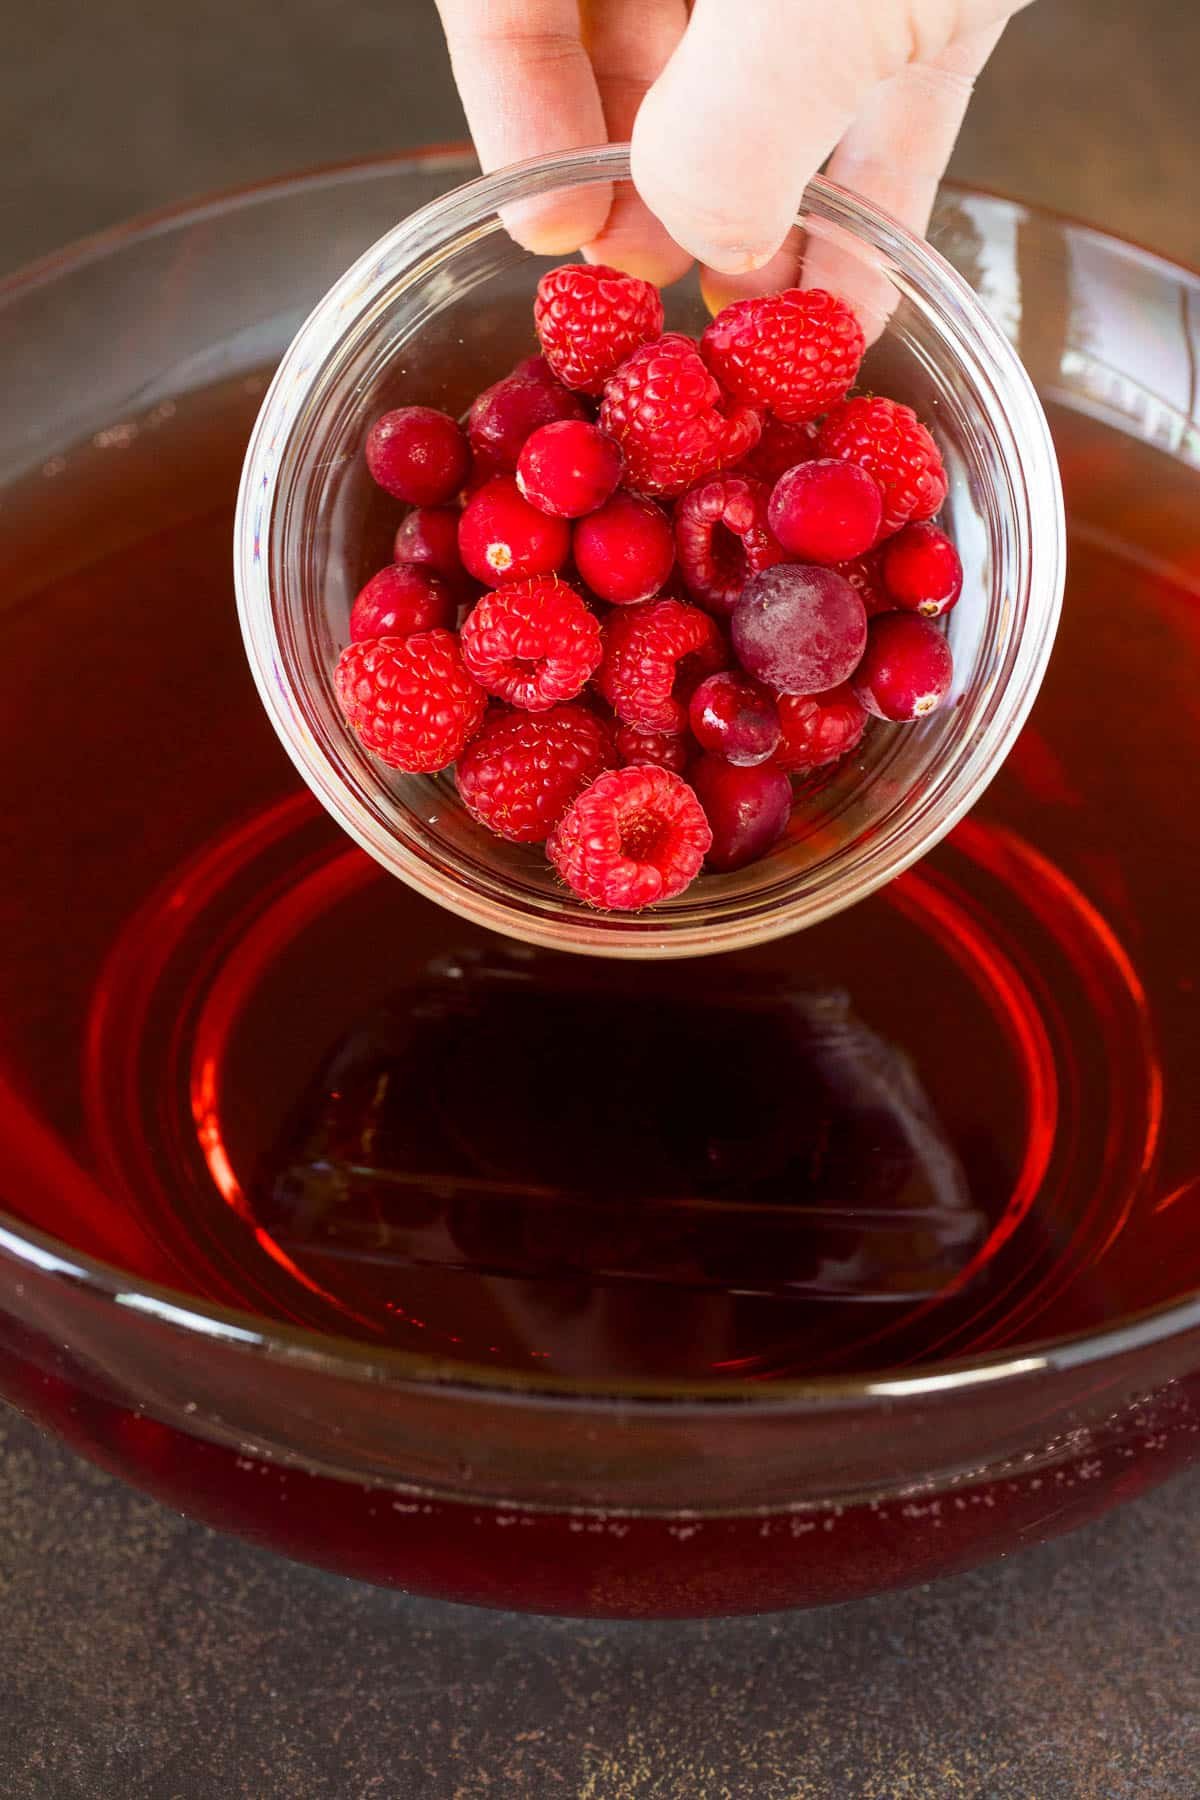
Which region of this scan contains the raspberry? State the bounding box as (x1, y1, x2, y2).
(458, 475, 570, 586)
(691, 756, 792, 872)
(333, 629, 485, 772)
(615, 721, 693, 775)
(833, 550, 894, 618)
(349, 563, 456, 642)
(393, 506, 471, 592)
(732, 564, 868, 694)
(674, 473, 784, 617)
(701, 288, 864, 423)
(689, 672, 782, 767)
(454, 703, 616, 843)
(852, 612, 954, 721)
(599, 333, 761, 498)
(460, 576, 602, 710)
(882, 522, 963, 617)
(767, 459, 883, 564)
(467, 355, 589, 472)
(548, 765, 711, 910)
(573, 491, 675, 605)
(818, 397, 948, 539)
(365, 407, 470, 506)
(773, 685, 868, 773)
(516, 420, 623, 518)
(597, 595, 727, 733)
(737, 414, 821, 487)
(534, 263, 665, 395)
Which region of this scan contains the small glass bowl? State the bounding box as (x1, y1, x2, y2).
(235, 144, 1064, 958)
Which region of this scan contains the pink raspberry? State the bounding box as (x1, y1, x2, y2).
(597, 595, 727, 733)
(454, 703, 616, 843)
(365, 406, 470, 506)
(773, 685, 868, 773)
(534, 263, 665, 395)
(548, 765, 712, 910)
(615, 722, 693, 775)
(458, 475, 570, 586)
(573, 491, 675, 605)
(349, 563, 456, 642)
(333, 629, 486, 772)
(674, 473, 784, 616)
(516, 420, 624, 518)
(467, 355, 589, 472)
(701, 288, 864, 423)
(882, 522, 963, 617)
(737, 414, 820, 486)
(832, 550, 895, 618)
(459, 576, 602, 710)
(599, 333, 761, 498)
(818, 396, 948, 539)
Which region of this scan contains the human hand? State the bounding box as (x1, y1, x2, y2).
(436, 1, 1033, 292)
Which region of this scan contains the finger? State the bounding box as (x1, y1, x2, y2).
(632, 0, 889, 274)
(436, 0, 611, 252)
(578, 0, 693, 285)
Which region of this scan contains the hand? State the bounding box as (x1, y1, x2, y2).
(436, 1, 1033, 291)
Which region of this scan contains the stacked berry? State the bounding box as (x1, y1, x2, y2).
(334, 264, 962, 912)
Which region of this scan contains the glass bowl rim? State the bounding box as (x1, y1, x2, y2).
(4, 149, 1198, 1411)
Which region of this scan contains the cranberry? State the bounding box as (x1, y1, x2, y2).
(851, 612, 954, 721)
(516, 420, 623, 518)
(573, 491, 675, 605)
(691, 756, 792, 872)
(349, 563, 457, 642)
(365, 407, 470, 506)
(732, 564, 868, 695)
(674, 474, 784, 617)
(393, 506, 468, 585)
(882, 522, 963, 618)
(457, 475, 570, 586)
(767, 459, 883, 564)
(688, 672, 781, 767)
(467, 355, 588, 472)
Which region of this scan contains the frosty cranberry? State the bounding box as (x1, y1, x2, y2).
(732, 564, 868, 695)
(516, 420, 623, 518)
(688, 672, 781, 767)
(573, 491, 675, 605)
(365, 407, 470, 506)
(882, 522, 963, 618)
(767, 459, 883, 564)
(349, 563, 456, 642)
(851, 612, 954, 721)
(691, 756, 792, 872)
(467, 356, 588, 472)
(458, 475, 570, 586)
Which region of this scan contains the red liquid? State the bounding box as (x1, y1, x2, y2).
(0, 380, 1198, 1612)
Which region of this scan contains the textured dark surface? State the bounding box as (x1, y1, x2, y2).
(5, 2, 1200, 1795)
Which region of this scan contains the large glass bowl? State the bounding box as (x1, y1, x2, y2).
(235, 145, 1063, 957)
(1, 151, 1198, 1619)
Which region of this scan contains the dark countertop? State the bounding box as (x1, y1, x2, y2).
(5, 3, 1200, 1795)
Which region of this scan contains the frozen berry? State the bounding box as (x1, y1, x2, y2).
(349, 563, 456, 642)
(615, 722, 693, 775)
(768, 459, 883, 564)
(882, 522, 963, 617)
(738, 414, 820, 487)
(460, 576, 601, 711)
(818, 397, 947, 539)
(732, 564, 867, 695)
(333, 629, 486, 772)
(701, 288, 864, 423)
(467, 355, 588, 472)
(534, 263, 665, 395)
(393, 506, 470, 590)
(458, 475, 570, 586)
(573, 491, 675, 605)
(773, 685, 868, 773)
(365, 407, 470, 506)
(600, 333, 761, 498)
(674, 473, 784, 617)
(688, 672, 781, 767)
(455, 703, 616, 843)
(851, 612, 954, 721)
(833, 551, 894, 618)
(548, 765, 711, 910)
(516, 420, 623, 518)
(598, 596, 727, 733)
(691, 756, 792, 872)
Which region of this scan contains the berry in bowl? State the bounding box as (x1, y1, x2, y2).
(236, 145, 1063, 957)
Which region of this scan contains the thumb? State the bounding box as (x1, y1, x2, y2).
(630, 0, 891, 274)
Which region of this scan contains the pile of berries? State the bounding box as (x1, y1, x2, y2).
(334, 264, 961, 911)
